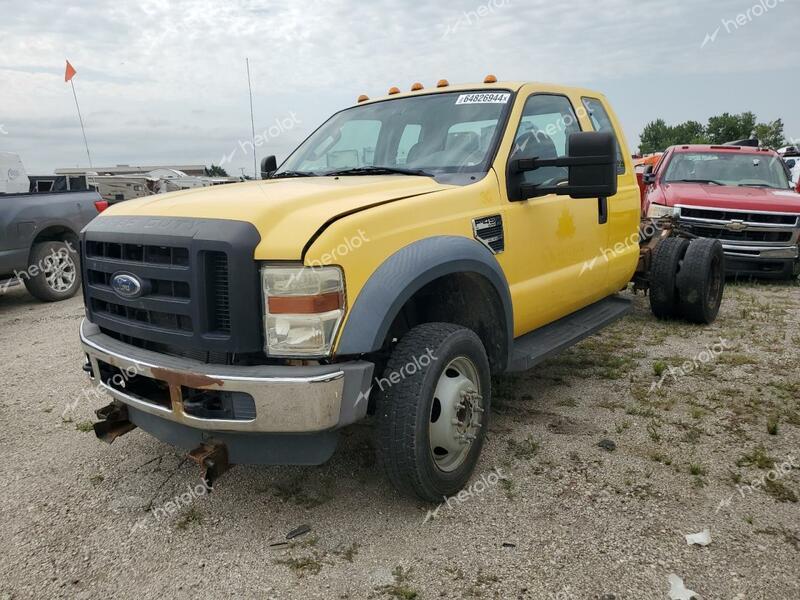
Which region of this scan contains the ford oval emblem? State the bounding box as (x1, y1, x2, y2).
(111, 272, 143, 299)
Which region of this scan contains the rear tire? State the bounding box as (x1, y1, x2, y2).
(676, 239, 725, 324)
(23, 240, 81, 302)
(649, 237, 690, 320)
(374, 322, 491, 502)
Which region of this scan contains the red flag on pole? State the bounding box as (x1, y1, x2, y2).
(65, 60, 77, 82)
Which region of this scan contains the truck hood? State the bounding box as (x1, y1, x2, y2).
(662, 182, 800, 214)
(102, 176, 451, 258)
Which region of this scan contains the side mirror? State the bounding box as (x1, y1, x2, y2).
(260, 155, 278, 179)
(642, 165, 656, 185)
(509, 132, 618, 201)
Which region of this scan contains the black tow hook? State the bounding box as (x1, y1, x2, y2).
(93, 402, 137, 443)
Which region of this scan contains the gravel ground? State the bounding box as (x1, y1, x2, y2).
(1, 279, 799, 600)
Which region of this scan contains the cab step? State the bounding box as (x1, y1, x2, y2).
(507, 295, 632, 372)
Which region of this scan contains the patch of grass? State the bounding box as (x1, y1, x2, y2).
(506, 436, 539, 460)
(378, 566, 418, 599)
(648, 451, 672, 465)
(690, 406, 707, 420)
(556, 397, 578, 407)
(75, 421, 94, 432)
(689, 464, 707, 476)
(615, 420, 631, 434)
(500, 478, 516, 500)
(333, 542, 359, 562)
(273, 480, 333, 509)
(175, 506, 203, 530)
(767, 415, 780, 436)
(653, 361, 668, 377)
(737, 446, 775, 470)
(764, 479, 798, 503)
(717, 353, 759, 367)
(275, 555, 324, 577)
(597, 398, 624, 411)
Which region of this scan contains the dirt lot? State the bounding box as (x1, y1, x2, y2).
(1, 280, 798, 600)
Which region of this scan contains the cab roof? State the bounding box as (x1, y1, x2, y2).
(670, 144, 777, 156)
(354, 80, 607, 106)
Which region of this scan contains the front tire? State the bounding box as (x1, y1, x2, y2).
(24, 240, 81, 302)
(375, 323, 491, 502)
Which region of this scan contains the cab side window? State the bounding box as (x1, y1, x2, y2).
(510, 95, 581, 188)
(581, 97, 625, 174)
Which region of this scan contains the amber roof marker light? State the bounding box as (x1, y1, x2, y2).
(411, 82, 424, 91)
(357, 94, 369, 103)
(436, 79, 449, 88)
(484, 74, 497, 83)
(388, 86, 401, 95)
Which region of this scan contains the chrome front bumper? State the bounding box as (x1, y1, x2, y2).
(721, 244, 799, 260)
(80, 320, 373, 434)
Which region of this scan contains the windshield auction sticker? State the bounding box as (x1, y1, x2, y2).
(455, 93, 511, 105)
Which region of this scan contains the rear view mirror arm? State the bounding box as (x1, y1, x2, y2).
(511, 155, 615, 174)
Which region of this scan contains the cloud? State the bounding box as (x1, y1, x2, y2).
(0, 0, 797, 173)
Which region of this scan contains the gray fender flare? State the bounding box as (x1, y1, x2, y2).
(336, 236, 513, 362)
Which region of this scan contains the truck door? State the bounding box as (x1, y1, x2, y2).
(497, 91, 611, 335)
(579, 96, 641, 292)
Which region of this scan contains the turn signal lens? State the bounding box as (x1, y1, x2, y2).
(94, 200, 109, 212)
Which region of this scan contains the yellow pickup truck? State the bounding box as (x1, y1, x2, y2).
(81, 77, 725, 501)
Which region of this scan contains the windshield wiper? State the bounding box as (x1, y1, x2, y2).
(323, 166, 435, 178)
(674, 179, 725, 186)
(738, 183, 779, 189)
(270, 170, 318, 179)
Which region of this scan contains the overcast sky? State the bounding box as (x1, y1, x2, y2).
(1, 0, 798, 176)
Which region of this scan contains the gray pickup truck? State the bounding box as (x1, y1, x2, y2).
(1, 190, 104, 301)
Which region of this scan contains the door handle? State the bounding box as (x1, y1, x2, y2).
(598, 197, 608, 225)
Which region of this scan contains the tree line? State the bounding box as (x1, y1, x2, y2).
(638, 112, 787, 154)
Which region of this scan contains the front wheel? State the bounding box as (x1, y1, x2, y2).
(374, 323, 491, 502)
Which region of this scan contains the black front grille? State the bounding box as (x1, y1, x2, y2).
(205, 251, 231, 333)
(91, 297, 193, 332)
(688, 225, 793, 243)
(680, 207, 798, 226)
(81, 216, 264, 360)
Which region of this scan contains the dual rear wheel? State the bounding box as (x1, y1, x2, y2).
(649, 237, 724, 324)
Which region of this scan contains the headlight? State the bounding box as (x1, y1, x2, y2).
(261, 265, 345, 357)
(647, 203, 677, 219)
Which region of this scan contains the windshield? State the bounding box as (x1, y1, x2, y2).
(275, 90, 513, 179)
(663, 152, 791, 189)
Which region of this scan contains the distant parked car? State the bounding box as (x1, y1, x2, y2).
(642, 144, 800, 279)
(783, 156, 800, 184)
(1, 153, 106, 301)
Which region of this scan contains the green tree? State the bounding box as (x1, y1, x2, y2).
(753, 119, 786, 150)
(671, 121, 707, 145)
(705, 111, 757, 144)
(639, 119, 673, 154)
(206, 164, 229, 177)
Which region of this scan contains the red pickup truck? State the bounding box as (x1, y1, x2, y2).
(641, 145, 800, 279)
